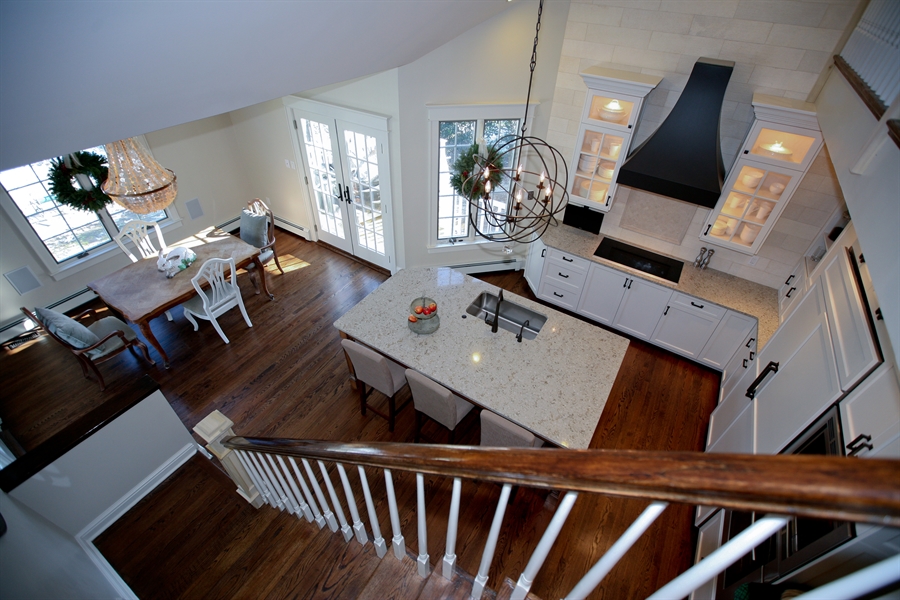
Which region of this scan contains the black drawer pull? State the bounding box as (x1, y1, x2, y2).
(749, 351, 755, 360)
(562, 256, 574, 262)
(745, 361, 779, 399)
(785, 274, 794, 285)
(664, 306, 670, 316)
(785, 286, 796, 298)
(743, 358, 748, 368)
(541, 248, 546, 258)
(746, 337, 755, 348)
(623, 278, 628, 288)
(553, 291, 564, 298)
(558, 272, 569, 278)
(846, 433, 873, 457)
(627, 278, 633, 289)
(690, 301, 704, 309)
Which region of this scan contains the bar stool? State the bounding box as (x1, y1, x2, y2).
(480, 410, 544, 448)
(341, 339, 410, 432)
(405, 369, 475, 443)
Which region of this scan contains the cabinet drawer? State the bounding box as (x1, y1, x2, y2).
(543, 257, 588, 292)
(537, 280, 581, 312)
(670, 292, 727, 321)
(546, 248, 589, 272)
(839, 365, 900, 459)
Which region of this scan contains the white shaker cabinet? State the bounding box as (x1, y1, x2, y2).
(651, 292, 727, 360)
(699, 311, 757, 371)
(778, 259, 807, 323)
(576, 261, 629, 325)
(611, 277, 672, 340)
(839, 365, 900, 459)
(720, 327, 758, 405)
(536, 249, 589, 312)
(690, 509, 725, 600)
(523, 236, 546, 295)
(751, 282, 842, 454)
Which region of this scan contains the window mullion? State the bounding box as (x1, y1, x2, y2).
(96, 208, 119, 237)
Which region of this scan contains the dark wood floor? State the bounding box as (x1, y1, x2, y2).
(1, 231, 720, 599)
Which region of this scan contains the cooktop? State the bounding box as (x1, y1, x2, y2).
(594, 238, 684, 284)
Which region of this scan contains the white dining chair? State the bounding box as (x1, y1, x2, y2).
(181, 257, 252, 344)
(405, 368, 474, 443)
(114, 220, 173, 321)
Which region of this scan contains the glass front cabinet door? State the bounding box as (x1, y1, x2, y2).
(701, 94, 823, 255)
(569, 67, 662, 212)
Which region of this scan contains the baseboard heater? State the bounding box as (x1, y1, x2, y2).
(447, 259, 522, 275)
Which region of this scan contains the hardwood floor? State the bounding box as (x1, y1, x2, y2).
(2, 231, 720, 599)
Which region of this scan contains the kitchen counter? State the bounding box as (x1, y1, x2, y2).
(541, 225, 779, 346)
(333, 267, 630, 449)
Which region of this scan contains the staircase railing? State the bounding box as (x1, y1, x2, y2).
(195, 412, 900, 600)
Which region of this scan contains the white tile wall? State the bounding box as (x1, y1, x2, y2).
(550, 0, 858, 289)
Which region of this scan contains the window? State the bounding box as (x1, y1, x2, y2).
(0, 143, 175, 276)
(429, 104, 529, 247)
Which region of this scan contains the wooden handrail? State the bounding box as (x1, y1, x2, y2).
(833, 54, 887, 120)
(224, 437, 900, 527)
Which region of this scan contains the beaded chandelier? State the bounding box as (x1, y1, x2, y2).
(101, 137, 177, 214)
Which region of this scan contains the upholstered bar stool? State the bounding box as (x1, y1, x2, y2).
(405, 369, 475, 443)
(480, 410, 544, 448)
(341, 339, 411, 432)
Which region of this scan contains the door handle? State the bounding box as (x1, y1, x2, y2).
(627, 279, 633, 289)
(785, 274, 794, 285)
(541, 249, 546, 258)
(663, 306, 670, 316)
(743, 358, 749, 368)
(846, 433, 873, 456)
(335, 183, 343, 201)
(704, 224, 711, 236)
(344, 186, 351, 203)
(746, 337, 755, 348)
(785, 286, 796, 298)
(745, 361, 779, 399)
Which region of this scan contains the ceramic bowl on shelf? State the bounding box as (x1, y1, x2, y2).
(409, 297, 438, 320)
(578, 154, 599, 173)
(741, 171, 763, 188)
(711, 217, 728, 236)
(740, 224, 760, 244)
(768, 182, 785, 194)
(597, 161, 615, 179)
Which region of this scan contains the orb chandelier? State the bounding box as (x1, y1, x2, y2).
(101, 137, 177, 214)
(462, 0, 568, 243)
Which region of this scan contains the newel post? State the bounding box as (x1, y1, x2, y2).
(194, 410, 263, 508)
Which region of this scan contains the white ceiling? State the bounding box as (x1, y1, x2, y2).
(0, 0, 513, 171)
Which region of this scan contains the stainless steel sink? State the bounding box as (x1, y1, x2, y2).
(466, 292, 547, 341)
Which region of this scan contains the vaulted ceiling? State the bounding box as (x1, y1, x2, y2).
(0, 0, 513, 170)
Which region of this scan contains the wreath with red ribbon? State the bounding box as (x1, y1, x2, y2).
(47, 151, 113, 212)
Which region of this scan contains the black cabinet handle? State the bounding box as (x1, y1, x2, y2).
(749, 351, 755, 360)
(690, 301, 704, 309)
(745, 361, 779, 399)
(541, 248, 546, 258)
(623, 278, 628, 288)
(606, 195, 611, 205)
(858, 253, 865, 263)
(664, 306, 670, 316)
(627, 279, 633, 289)
(744, 149, 749, 154)
(558, 272, 569, 278)
(746, 337, 755, 348)
(553, 291, 564, 298)
(743, 358, 749, 368)
(785, 274, 794, 285)
(704, 224, 711, 235)
(846, 433, 873, 457)
(562, 256, 574, 262)
(876, 307, 883, 320)
(785, 286, 796, 298)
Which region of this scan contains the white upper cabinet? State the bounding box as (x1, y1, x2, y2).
(568, 67, 661, 212)
(701, 94, 823, 255)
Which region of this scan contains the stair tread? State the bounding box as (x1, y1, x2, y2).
(357, 549, 429, 600)
(495, 577, 543, 600)
(418, 563, 497, 600)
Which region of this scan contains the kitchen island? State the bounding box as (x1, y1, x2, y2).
(333, 267, 630, 449)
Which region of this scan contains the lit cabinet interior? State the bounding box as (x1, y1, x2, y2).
(569, 66, 661, 212)
(702, 94, 823, 255)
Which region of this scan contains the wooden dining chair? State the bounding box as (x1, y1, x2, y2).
(340, 339, 411, 432)
(241, 198, 284, 294)
(181, 257, 253, 345)
(114, 219, 173, 321)
(405, 369, 475, 443)
(21, 306, 155, 391)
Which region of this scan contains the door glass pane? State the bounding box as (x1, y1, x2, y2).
(343, 130, 384, 255)
(301, 118, 344, 239)
(437, 120, 476, 239)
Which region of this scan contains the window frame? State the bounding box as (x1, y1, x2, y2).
(0, 136, 181, 280)
(427, 104, 534, 251)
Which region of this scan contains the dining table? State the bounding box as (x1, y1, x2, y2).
(87, 226, 274, 368)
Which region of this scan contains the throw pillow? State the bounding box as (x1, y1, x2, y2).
(240, 209, 268, 248)
(34, 307, 100, 349)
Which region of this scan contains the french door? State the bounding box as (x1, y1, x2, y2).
(288, 100, 394, 271)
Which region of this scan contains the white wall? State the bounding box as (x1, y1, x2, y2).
(396, 0, 570, 269)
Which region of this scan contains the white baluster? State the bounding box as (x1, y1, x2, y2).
(265, 454, 300, 515)
(276, 456, 313, 523)
(384, 469, 407, 560)
(511, 491, 579, 600)
(318, 460, 353, 542)
(256, 453, 292, 513)
(289, 457, 326, 529)
(416, 473, 431, 577)
(302, 458, 338, 532)
(249, 452, 285, 510)
(442, 477, 462, 580)
(794, 554, 900, 600)
(336, 463, 368, 545)
(471, 483, 512, 600)
(647, 515, 790, 600)
(566, 501, 668, 600)
(234, 450, 273, 508)
(358, 466, 387, 558)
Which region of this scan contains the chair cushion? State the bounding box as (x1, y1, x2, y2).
(35, 307, 99, 349)
(240, 209, 268, 248)
(86, 317, 136, 359)
(341, 339, 408, 397)
(406, 369, 474, 429)
(480, 410, 543, 448)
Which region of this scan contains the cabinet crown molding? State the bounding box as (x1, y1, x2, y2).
(752, 93, 821, 131)
(580, 66, 662, 97)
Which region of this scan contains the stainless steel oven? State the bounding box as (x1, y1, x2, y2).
(718, 407, 855, 596)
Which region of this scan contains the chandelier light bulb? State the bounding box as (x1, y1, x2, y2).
(484, 179, 491, 195)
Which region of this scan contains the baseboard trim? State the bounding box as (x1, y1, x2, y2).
(75, 442, 198, 600)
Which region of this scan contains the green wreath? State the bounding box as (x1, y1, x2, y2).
(449, 143, 504, 201)
(48, 151, 112, 212)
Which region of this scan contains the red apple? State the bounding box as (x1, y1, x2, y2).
(414, 305, 424, 314)
(408, 314, 418, 322)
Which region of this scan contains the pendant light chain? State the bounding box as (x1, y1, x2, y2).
(521, 0, 544, 138)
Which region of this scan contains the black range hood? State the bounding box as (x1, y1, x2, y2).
(616, 58, 734, 209)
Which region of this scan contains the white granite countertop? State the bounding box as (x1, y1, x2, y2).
(333, 267, 630, 449)
(541, 225, 779, 347)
